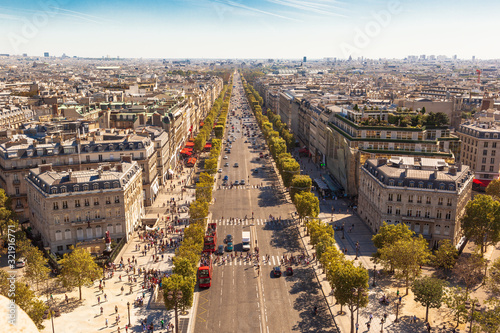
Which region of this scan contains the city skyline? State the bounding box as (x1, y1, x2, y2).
(0, 0, 499, 60)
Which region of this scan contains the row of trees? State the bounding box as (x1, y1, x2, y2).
(372, 222, 500, 329)
(241, 74, 319, 221)
(162, 75, 234, 317)
(306, 219, 369, 333)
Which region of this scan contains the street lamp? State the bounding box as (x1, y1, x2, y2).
(372, 265, 377, 287)
(380, 318, 385, 332)
(167, 290, 183, 333)
(127, 301, 131, 327)
(352, 287, 365, 327)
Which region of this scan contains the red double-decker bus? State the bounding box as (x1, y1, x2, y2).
(203, 222, 217, 253)
(198, 253, 213, 288)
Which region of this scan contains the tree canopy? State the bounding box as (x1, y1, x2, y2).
(412, 276, 447, 322)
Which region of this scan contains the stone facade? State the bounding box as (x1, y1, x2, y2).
(26, 158, 143, 254)
(358, 157, 473, 248)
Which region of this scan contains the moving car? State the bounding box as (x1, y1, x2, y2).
(225, 234, 233, 243)
(218, 169, 222, 173)
(273, 266, 282, 277)
(234, 163, 239, 167)
(240, 179, 245, 185)
(224, 162, 229, 167)
(234, 180, 239, 185)
(226, 242, 233, 252)
(217, 245, 224, 255)
(223, 155, 228, 159)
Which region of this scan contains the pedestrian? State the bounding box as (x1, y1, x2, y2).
(369, 313, 373, 322)
(104, 293, 107, 301)
(65, 294, 68, 304)
(106, 318, 108, 327)
(366, 322, 370, 330)
(98, 296, 100, 304)
(115, 305, 118, 313)
(100, 306, 103, 315)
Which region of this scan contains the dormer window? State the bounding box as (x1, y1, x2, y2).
(418, 181, 424, 188)
(60, 186, 66, 193)
(439, 183, 445, 190)
(104, 182, 110, 189)
(51, 187, 57, 194)
(449, 184, 455, 191)
(93, 183, 99, 190)
(409, 181, 415, 188)
(113, 181, 120, 188)
(83, 184, 89, 191)
(389, 179, 394, 186)
(73, 185, 79, 192)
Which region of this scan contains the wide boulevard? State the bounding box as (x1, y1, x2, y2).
(194, 72, 337, 333)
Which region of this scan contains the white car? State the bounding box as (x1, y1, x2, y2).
(218, 169, 222, 173)
(223, 155, 228, 160)
(16, 258, 26, 268)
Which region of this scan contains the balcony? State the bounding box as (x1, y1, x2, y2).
(13, 179, 20, 185)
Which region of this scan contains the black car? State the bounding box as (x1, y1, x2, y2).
(224, 234, 233, 243)
(273, 266, 282, 277)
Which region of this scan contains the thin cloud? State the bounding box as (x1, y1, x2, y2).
(266, 0, 347, 17)
(212, 0, 302, 22)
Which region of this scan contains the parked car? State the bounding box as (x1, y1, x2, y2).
(15, 258, 26, 268)
(273, 266, 282, 277)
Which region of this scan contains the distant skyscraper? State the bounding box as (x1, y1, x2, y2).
(472, 55, 476, 62)
(303, 56, 307, 62)
(44, 52, 49, 57)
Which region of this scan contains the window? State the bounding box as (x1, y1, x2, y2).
(60, 186, 66, 193)
(493, 142, 497, 148)
(449, 184, 455, 191)
(492, 150, 496, 156)
(65, 229, 71, 239)
(395, 208, 401, 215)
(409, 181, 415, 188)
(94, 198, 99, 206)
(447, 198, 452, 206)
(94, 211, 100, 219)
(115, 223, 122, 233)
(490, 166, 494, 172)
(491, 158, 495, 164)
(98, 154, 103, 162)
(414, 223, 420, 233)
(438, 197, 443, 205)
(388, 194, 393, 201)
(106, 224, 113, 234)
(15, 187, 19, 195)
(62, 201, 68, 209)
(64, 215, 69, 223)
(416, 210, 421, 217)
(84, 199, 90, 206)
(115, 196, 120, 203)
(396, 194, 401, 202)
(57, 245, 63, 252)
(73, 185, 79, 192)
(481, 165, 486, 171)
(54, 216, 60, 224)
(51, 187, 57, 194)
(483, 150, 488, 156)
(427, 183, 433, 189)
(444, 225, 450, 236)
(53, 202, 59, 210)
(425, 210, 430, 218)
(387, 206, 393, 214)
(446, 211, 451, 220)
(389, 180, 395, 186)
(115, 209, 121, 217)
(418, 182, 424, 188)
(482, 157, 487, 163)
(423, 224, 430, 235)
(408, 195, 413, 203)
(439, 183, 445, 190)
(93, 183, 99, 190)
(426, 197, 431, 204)
(95, 226, 102, 238)
(104, 182, 110, 189)
(417, 196, 422, 204)
(484, 142, 489, 148)
(398, 181, 403, 187)
(86, 227, 92, 239)
(86, 155, 90, 162)
(75, 199, 80, 207)
(77, 227, 84, 240)
(106, 197, 111, 204)
(437, 210, 442, 219)
(435, 224, 441, 235)
(407, 209, 412, 217)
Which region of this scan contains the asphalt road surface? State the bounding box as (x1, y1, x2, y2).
(194, 72, 337, 333)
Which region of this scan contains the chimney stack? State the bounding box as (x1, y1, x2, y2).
(434, 166, 438, 179)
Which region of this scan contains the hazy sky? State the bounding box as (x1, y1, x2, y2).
(0, 0, 498, 59)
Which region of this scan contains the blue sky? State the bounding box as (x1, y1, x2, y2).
(0, 0, 498, 59)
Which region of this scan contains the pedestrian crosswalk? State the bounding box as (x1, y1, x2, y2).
(214, 255, 287, 266)
(218, 185, 277, 190)
(208, 218, 295, 226)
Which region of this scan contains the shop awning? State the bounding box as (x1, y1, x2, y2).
(185, 142, 195, 147)
(200, 122, 204, 127)
(473, 179, 491, 187)
(204, 143, 212, 149)
(180, 149, 192, 155)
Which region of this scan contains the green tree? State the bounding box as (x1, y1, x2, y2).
(487, 258, 500, 298)
(461, 194, 500, 255)
(173, 257, 197, 280)
(163, 274, 195, 330)
(379, 236, 431, 294)
(290, 175, 312, 201)
(11, 281, 47, 329)
(295, 192, 319, 220)
(204, 158, 217, 174)
(432, 239, 458, 272)
(281, 159, 300, 188)
(194, 135, 206, 152)
(444, 286, 470, 328)
(24, 245, 51, 291)
(189, 199, 209, 223)
(329, 260, 369, 333)
(183, 223, 204, 245)
(372, 222, 414, 259)
(0, 188, 15, 238)
(195, 182, 212, 203)
(214, 125, 224, 138)
(476, 302, 500, 333)
(59, 246, 102, 300)
(486, 179, 500, 199)
(412, 276, 447, 322)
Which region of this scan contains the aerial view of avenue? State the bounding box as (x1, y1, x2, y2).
(1, 1, 500, 333)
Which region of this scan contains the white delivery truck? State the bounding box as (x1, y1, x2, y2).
(242, 231, 251, 251)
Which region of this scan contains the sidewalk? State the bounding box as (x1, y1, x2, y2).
(41, 163, 198, 333)
(293, 152, 452, 333)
